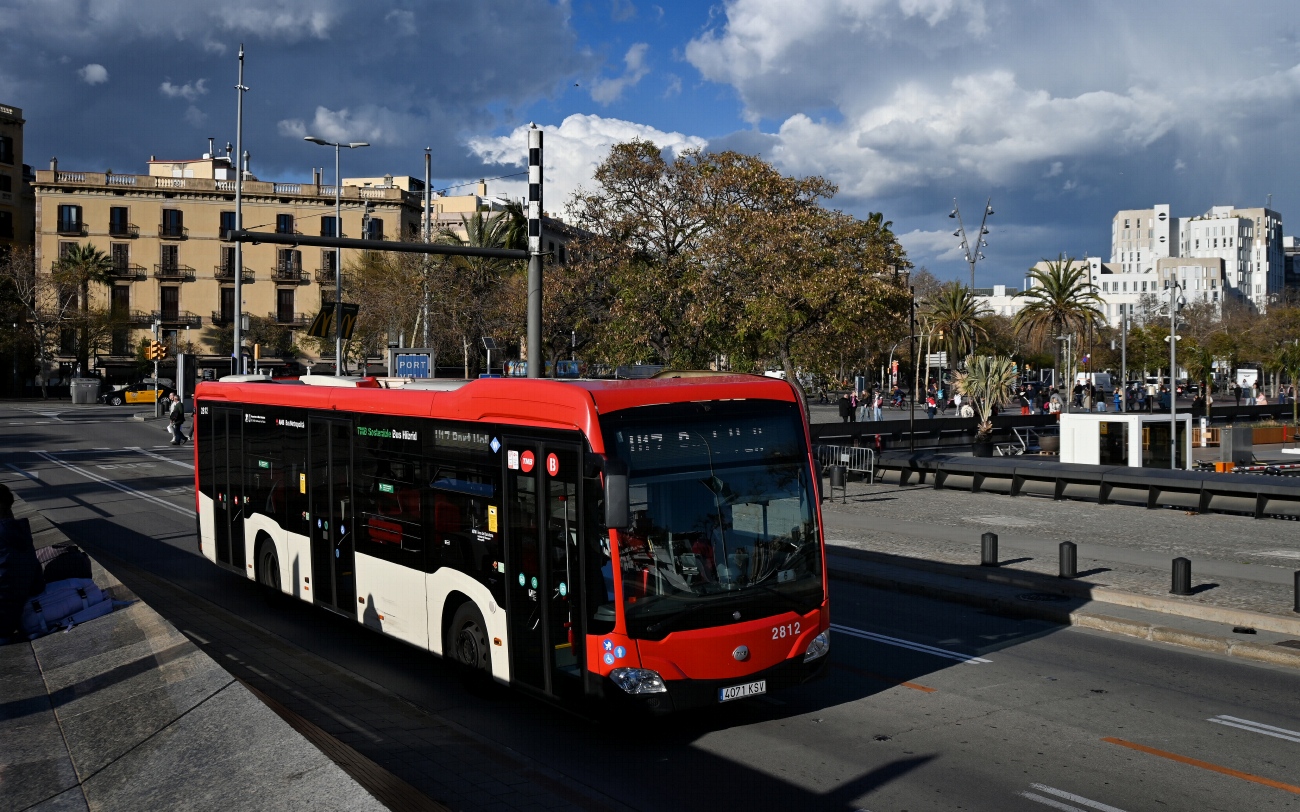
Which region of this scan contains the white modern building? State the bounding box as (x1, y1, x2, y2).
(1112, 203, 1283, 311)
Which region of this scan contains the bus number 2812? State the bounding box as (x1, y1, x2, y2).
(772, 622, 801, 640)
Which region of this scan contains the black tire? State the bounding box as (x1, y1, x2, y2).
(257, 539, 282, 592)
(449, 602, 491, 677)
(110, 395, 123, 406)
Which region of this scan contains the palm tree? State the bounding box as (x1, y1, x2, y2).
(1014, 254, 1104, 388)
(952, 355, 1018, 441)
(54, 243, 114, 374)
(436, 208, 527, 374)
(922, 282, 988, 367)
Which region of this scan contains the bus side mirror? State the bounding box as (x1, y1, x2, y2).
(604, 461, 629, 529)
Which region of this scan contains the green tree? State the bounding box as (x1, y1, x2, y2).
(1276, 342, 1300, 425)
(922, 283, 988, 367)
(53, 243, 114, 374)
(1013, 255, 1104, 383)
(435, 210, 527, 375)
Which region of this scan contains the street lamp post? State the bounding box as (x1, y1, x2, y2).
(304, 136, 369, 375)
(1168, 279, 1185, 469)
(232, 45, 248, 374)
(950, 198, 994, 291)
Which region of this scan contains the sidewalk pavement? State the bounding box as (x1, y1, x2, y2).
(0, 496, 394, 812)
(822, 478, 1300, 670)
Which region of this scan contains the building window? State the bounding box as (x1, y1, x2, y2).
(160, 286, 179, 322)
(276, 248, 301, 273)
(220, 211, 236, 239)
(108, 206, 130, 236)
(277, 288, 295, 323)
(161, 208, 184, 238)
(57, 204, 82, 234)
(276, 213, 295, 234)
(365, 218, 383, 240)
(0, 136, 12, 165)
(160, 244, 179, 269)
(0, 173, 10, 193)
(321, 216, 337, 238)
(320, 249, 337, 278)
(0, 210, 10, 240)
(220, 287, 234, 323)
(110, 242, 130, 270)
(220, 245, 235, 273)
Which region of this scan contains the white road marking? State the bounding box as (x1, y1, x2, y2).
(1026, 784, 1128, 812)
(35, 452, 195, 518)
(128, 445, 195, 470)
(1021, 792, 1087, 812)
(830, 623, 991, 664)
(4, 463, 39, 481)
(1253, 550, 1300, 559)
(1208, 715, 1300, 744)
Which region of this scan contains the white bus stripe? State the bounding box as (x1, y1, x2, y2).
(830, 623, 991, 664)
(1208, 715, 1300, 743)
(36, 452, 195, 518)
(1029, 783, 1129, 812)
(128, 445, 195, 470)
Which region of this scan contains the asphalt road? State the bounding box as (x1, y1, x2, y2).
(3, 401, 1300, 812)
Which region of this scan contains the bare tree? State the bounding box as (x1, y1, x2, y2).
(0, 247, 80, 398)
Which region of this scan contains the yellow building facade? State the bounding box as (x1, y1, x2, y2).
(0, 102, 35, 254)
(31, 153, 488, 374)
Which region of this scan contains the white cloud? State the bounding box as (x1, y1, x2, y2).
(590, 43, 651, 104)
(184, 105, 207, 127)
(467, 114, 709, 212)
(1045, 162, 1063, 178)
(160, 79, 207, 102)
(1174, 158, 1187, 171)
(384, 9, 416, 35)
(277, 105, 402, 145)
(77, 63, 108, 85)
(663, 74, 682, 98)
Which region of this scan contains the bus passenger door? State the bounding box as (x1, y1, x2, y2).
(504, 439, 583, 699)
(210, 407, 246, 571)
(309, 418, 355, 615)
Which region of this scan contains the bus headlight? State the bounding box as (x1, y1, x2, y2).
(803, 631, 830, 662)
(609, 667, 668, 694)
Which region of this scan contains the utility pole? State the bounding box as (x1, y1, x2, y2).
(1169, 280, 1183, 469)
(1121, 305, 1128, 412)
(232, 45, 248, 375)
(422, 147, 431, 350)
(909, 286, 916, 454)
(152, 318, 161, 419)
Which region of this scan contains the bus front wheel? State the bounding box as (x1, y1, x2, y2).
(257, 539, 281, 592)
(449, 603, 491, 676)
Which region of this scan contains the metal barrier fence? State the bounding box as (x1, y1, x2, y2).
(816, 445, 876, 481)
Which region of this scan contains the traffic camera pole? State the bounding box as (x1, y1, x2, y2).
(526, 125, 543, 378)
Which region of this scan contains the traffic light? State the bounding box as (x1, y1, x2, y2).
(145, 340, 168, 360)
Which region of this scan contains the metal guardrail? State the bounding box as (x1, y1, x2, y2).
(816, 445, 876, 482)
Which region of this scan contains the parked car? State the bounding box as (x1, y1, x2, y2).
(100, 381, 174, 405)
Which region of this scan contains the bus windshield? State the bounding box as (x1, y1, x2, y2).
(600, 400, 822, 640)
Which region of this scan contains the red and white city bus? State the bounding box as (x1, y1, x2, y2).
(193, 373, 830, 711)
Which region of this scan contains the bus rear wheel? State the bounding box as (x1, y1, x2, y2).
(449, 603, 491, 677)
(257, 540, 281, 592)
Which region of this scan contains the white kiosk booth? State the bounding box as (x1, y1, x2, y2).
(1060, 412, 1194, 469)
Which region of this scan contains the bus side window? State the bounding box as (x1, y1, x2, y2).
(430, 468, 497, 577)
(584, 475, 615, 634)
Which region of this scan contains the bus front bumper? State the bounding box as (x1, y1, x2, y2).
(604, 650, 830, 714)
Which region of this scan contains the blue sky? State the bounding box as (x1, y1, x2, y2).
(4, 0, 1300, 287)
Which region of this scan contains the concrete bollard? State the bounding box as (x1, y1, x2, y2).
(981, 532, 999, 567)
(1059, 541, 1077, 579)
(1171, 557, 1192, 596)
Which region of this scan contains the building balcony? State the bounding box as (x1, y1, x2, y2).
(211, 310, 233, 326)
(55, 220, 86, 236)
(269, 311, 311, 328)
(155, 310, 203, 328)
(271, 266, 309, 284)
(108, 222, 139, 238)
(153, 264, 196, 281)
(214, 265, 255, 283)
(314, 267, 343, 285)
(124, 310, 157, 327)
(158, 223, 188, 240)
(109, 263, 147, 281)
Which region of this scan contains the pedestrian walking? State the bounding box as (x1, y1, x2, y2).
(926, 395, 937, 419)
(873, 389, 884, 422)
(167, 393, 188, 445)
(838, 393, 852, 424)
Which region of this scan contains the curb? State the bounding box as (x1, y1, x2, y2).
(828, 545, 1300, 636)
(827, 560, 1300, 672)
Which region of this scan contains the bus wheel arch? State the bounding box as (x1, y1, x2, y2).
(254, 533, 281, 591)
(445, 595, 491, 675)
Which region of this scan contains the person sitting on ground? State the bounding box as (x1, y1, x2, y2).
(0, 483, 44, 641)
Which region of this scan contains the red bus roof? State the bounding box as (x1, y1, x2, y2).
(194, 375, 799, 451)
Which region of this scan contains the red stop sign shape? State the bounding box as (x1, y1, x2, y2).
(520, 450, 535, 473)
(546, 453, 560, 476)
